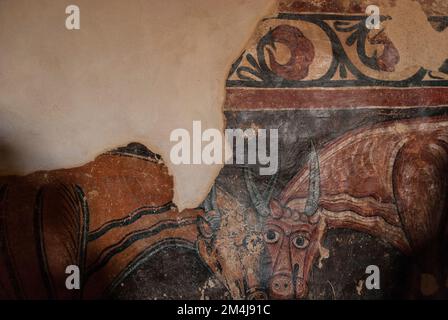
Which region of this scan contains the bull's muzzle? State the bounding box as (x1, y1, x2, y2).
(269, 273, 308, 299)
(269, 274, 294, 299)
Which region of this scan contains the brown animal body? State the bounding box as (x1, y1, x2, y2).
(247, 116, 448, 299)
(0, 144, 203, 299)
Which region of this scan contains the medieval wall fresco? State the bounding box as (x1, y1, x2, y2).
(1, 0, 448, 300)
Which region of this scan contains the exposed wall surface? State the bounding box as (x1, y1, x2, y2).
(0, 0, 274, 209)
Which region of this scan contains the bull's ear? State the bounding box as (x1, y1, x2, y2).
(269, 199, 283, 219)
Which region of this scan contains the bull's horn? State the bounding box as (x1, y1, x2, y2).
(200, 185, 221, 232)
(303, 142, 320, 216)
(244, 168, 278, 217)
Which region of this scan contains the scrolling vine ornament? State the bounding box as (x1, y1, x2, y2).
(227, 12, 448, 88)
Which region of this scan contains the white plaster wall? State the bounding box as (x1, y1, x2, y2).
(0, 0, 274, 210)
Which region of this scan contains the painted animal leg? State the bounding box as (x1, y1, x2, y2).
(0, 181, 88, 299)
(0, 179, 204, 300)
(393, 138, 448, 297)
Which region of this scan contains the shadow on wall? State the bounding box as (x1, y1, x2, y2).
(0, 143, 22, 176)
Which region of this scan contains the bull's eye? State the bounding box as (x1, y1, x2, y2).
(264, 230, 280, 244)
(293, 235, 310, 249)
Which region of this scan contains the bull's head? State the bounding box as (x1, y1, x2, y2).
(198, 185, 268, 300)
(245, 143, 328, 299)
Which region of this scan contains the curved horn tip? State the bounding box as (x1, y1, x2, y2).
(303, 141, 320, 216)
(244, 167, 272, 218)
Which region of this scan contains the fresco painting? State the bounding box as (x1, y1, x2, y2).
(1, 0, 448, 300)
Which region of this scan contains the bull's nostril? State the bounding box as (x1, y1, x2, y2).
(246, 289, 268, 300)
(272, 277, 291, 294)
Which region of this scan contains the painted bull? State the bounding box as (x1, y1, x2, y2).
(2, 115, 448, 300)
(245, 116, 448, 299)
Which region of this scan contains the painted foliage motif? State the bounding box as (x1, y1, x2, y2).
(227, 14, 448, 88)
